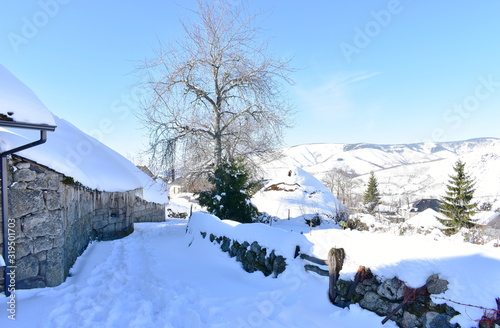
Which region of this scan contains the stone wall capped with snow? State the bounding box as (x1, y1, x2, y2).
(0, 155, 165, 292)
(187, 212, 312, 278)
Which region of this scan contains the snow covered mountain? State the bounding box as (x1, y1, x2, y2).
(260, 138, 500, 209)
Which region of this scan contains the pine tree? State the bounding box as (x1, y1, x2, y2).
(363, 171, 381, 214)
(198, 158, 259, 223)
(438, 159, 478, 233)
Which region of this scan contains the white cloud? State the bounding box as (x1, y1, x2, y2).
(294, 71, 379, 119)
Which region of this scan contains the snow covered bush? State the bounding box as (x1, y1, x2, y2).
(197, 159, 259, 223)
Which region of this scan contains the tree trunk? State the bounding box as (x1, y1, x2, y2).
(214, 109, 222, 168)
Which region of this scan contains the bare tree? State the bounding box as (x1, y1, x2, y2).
(322, 167, 358, 208)
(138, 0, 294, 184)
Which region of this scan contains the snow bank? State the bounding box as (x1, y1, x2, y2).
(307, 229, 500, 327)
(252, 167, 345, 220)
(404, 208, 447, 229)
(187, 211, 313, 258)
(0, 65, 56, 126)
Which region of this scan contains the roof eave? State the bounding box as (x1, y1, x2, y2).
(0, 120, 56, 131)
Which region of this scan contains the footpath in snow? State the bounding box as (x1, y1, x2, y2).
(2, 217, 499, 327)
(1, 220, 399, 328)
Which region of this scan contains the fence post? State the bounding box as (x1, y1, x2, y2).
(328, 247, 345, 304)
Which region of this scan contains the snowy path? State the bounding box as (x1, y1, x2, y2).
(1, 220, 399, 328)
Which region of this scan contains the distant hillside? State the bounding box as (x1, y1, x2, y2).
(260, 138, 500, 209)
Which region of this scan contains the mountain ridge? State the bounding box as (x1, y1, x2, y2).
(261, 137, 500, 209)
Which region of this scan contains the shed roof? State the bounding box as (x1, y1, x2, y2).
(410, 199, 441, 213)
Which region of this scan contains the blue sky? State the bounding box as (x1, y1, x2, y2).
(1, 0, 499, 159)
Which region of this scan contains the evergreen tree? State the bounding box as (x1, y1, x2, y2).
(363, 171, 381, 214)
(198, 158, 259, 223)
(438, 159, 478, 233)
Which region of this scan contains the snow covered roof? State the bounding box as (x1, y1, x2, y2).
(0, 65, 167, 203)
(252, 166, 345, 219)
(410, 199, 441, 213)
(0, 65, 56, 127)
(487, 213, 500, 228)
(404, 208, 447, 229)
(0, 115, 168, 202)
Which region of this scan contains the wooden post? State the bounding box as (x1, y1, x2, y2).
(327, 247, 345, 305)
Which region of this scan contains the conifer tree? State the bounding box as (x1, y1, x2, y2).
(363, 171, 381, 214)
(438, 159, 478, 233)
(198, 158, 259, 223)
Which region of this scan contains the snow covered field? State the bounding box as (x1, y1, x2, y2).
(260, 139, 500, 209)
(2, 216, 499, 328)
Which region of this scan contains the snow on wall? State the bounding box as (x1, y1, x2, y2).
(186, 212, 313, 259)
(0, 64, 56, 126)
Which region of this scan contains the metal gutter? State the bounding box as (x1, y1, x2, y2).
(1, 125, 55, 296)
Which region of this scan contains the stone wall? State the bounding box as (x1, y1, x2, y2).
(334, 271, 459, 328)
(302, 254, 462, 328)
(199, 231, 288, 278)
(0, 155, 165, 292)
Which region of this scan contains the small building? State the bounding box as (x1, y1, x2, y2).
(170, 177, 186, 195)
(487, 213, 500, 229)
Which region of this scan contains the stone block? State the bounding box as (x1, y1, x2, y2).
(47, 176, 60, 191)
(93, 218, 109, 230)
(37, 251, 47, 261)
(17, 276, 46, 289)
(10, 181, 27, 189)
(16, 255, 39, 281)
(52, 234, 65, 248)
(426, 274, 449, 295)
(9, 189, 45, 218)
(45, 248, 65, 287)
(377, 277, 405, 301)
(44, 191, 61, 210)
(15, 162, 30, 169)
(33, 236, 54, 254)
(15, 242, 31, 259)
(102, 223, 117, 236)
(28, 177, 50, 190)
(424, 312, 456, 328)
(23, 211, 63, 238)
(401, 311, 420, 328)
(29, 164, 45, 174)
(13, 169, 36, 182)
(359, 291, 394, 315)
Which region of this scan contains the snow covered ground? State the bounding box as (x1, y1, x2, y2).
(2, 215, 499, 328)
